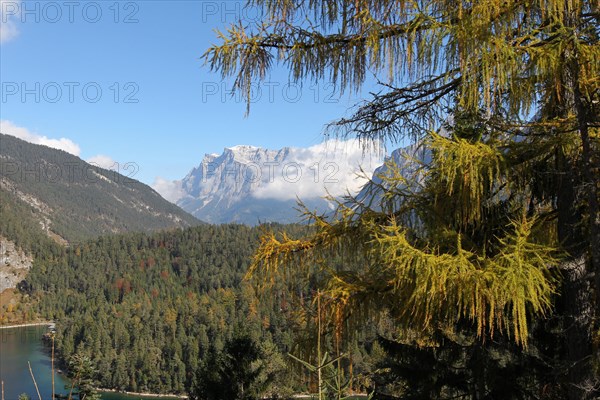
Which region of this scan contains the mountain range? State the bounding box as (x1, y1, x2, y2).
(1, 130, 419, 243)
(0, 132, 418, 299)
(160, 142, 383, 224)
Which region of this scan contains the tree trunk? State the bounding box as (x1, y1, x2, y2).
(555, 3, 598, 394)
(573, 52, 600, 370)
(569, 23, 599, 398)
(561, 257, 594, 399)
(555, 131, 592, 400)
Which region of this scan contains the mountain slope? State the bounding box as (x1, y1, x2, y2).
(0, 133, 201, 244)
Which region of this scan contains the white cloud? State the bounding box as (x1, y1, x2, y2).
(1, 120, 81, 156)
(87, 154, 117, 170)
(252, 139, 384, 201)
(0, 0, 20, 44)
(152, 177, 185, 203)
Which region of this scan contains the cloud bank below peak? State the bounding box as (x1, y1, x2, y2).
(251, 140, 383, 201)
(153, 139, 385, 224)
(152, 177, 185, 203)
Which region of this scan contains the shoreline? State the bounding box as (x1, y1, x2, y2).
(97, 388, 188, 399)
(0, 323, 186, 400)
(0, 323, 364, 400)
(0, 321, 54, 329)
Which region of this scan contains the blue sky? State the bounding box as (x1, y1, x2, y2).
(1, 0, 383, 186)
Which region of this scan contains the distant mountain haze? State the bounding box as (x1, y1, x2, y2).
(354, 141, 431, 212)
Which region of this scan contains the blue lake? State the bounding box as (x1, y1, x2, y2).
(0, 326, 181, 400)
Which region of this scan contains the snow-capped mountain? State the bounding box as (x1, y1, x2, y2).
(159, 141, 383, 225)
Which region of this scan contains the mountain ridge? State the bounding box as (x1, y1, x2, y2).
(168, 141, 381, 224)
(0, 133, 201, 245)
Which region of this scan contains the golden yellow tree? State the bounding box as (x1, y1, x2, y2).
(205, 1, 599, 397)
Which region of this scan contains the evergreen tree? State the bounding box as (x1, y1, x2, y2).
(205, 1, 599, 398)
(24, 224, 314, 396)
(67, 353, 101, 400)
(191, 334, 278, 400)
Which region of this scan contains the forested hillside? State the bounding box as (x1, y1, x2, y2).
(0, 133, 201, 245)
(21, 224, 375, 396)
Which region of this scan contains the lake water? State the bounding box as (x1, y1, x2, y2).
(1, 326, 368, 400)
(0, 326, 181, 400)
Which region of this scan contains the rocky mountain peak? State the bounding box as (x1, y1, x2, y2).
(169, 141, 383, 225)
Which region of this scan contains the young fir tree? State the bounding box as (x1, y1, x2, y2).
(204, 1, 599, 398)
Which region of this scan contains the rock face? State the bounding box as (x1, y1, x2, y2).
(177, 146, 293, 221)
(0, 237, 32, 293)
(174, 144, 368, 225)
(167, 141, 433, 225)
